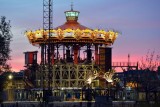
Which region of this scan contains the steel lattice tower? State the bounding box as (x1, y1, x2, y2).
(43, 0, 53, 30)
(43, 0, 53, 63)
(43, 0, 53, 97)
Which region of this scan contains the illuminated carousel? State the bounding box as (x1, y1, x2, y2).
(25, 7, 118, 101)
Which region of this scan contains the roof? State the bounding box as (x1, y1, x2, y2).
(55, 7, 90, 30)
(55, 21, 89, 30)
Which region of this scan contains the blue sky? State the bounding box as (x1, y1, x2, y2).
(0, 0, 160, 71)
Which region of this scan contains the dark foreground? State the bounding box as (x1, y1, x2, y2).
(1, 101, 160, 107)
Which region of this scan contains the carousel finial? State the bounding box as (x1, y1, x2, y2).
(71, 1, 73, 11)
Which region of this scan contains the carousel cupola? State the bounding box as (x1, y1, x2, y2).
(64, 3, 80, 22)
(55, 3, 88, 30)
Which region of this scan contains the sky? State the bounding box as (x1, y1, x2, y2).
(0, 0, 160, 71)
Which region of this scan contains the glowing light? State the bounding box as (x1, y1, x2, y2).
(87, 77, 92, 84)
(104, 70, 115, 83)
(8, 74, 13, 80)
(107, 79, 113, 83)
(85, 70, 115, 87)
(25, 29, 118, 46)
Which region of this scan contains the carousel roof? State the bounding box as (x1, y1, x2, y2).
(25, 7, 118, 46)
(55, 21, 89, 30)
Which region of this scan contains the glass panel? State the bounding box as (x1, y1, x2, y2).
(76, 12, 79, 16)
(70, 12, 75, 16)
(66, 12, 79, 17)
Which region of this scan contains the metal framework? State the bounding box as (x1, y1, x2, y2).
(38, 64, 99, 88)
(43, 0, 53, 97)
(43, 0, 53, 31)
(112, 62, 139, 71)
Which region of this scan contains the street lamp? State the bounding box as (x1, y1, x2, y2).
(8, 74, 13, 80)
(6, 74, 14, 101)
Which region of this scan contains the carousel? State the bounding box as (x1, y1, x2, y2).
(25, 6, 118, 101)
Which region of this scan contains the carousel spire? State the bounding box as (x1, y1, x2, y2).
(71, 1, 73, 11)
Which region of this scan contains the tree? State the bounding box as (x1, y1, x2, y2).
(158, 66, 160, 75)
(140, 50, 160, 71)
(0, 16, 12, 72)
(0, 71, 13, 102)
(158, 66, 160, 72)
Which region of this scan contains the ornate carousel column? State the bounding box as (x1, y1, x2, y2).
(56, 44, 59, 61)
(63, 45, 65, 60)
(95, 45, 98, 65)
(41, 44, 45, 64)
(74, 45, 79, 64)
(51, 44, 54, 64)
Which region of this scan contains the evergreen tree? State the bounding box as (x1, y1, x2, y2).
(0, 16, 12, 72)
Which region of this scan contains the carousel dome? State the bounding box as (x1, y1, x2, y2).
(55, 7, 89, 30)
(25, 7, 118, 46)
(55, 21, 89, 30)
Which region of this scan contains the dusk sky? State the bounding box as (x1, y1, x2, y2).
(0, 0, 160, 71)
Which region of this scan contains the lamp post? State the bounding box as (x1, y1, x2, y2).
(7, 74, 14, 101)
